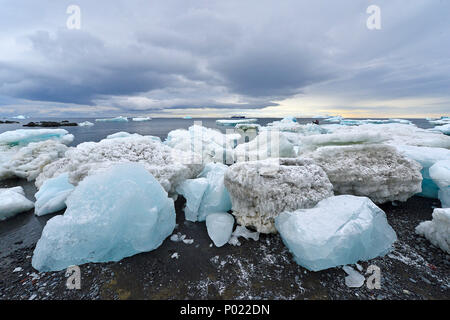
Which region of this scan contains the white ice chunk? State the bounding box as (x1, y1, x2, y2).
(34, 173, 74, 216)
(0, 129, 73, 147)
(0, 186, 34, 221)
(343, 266, 365, 288)
(275, 195, 397, 271)
(206, 212, 235, 247)
(429, 160, 450, 207)
(78, 121, 94, 127)
(308, 144, 423, 204)
(132, 117, 151, 122)
(95, 116, 128, 122)
(416, 208, 450, 253)
(216, 119, 258, 126)
(224, 158, 333, 233)
(32, 163, 176, 271)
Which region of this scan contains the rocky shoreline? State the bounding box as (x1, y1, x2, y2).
(0, 181, 448, 300)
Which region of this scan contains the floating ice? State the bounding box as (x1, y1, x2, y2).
(32, 163, 176, 271)
(430, 124, 450, 136)
(106, 131, 161, 142)
(78, 121, 94, 127)
(416, 208, 450, 254)
(429, 160, 450, 207)
(12, 115, 26, 120)
(323, 115, 343, 123)
(95, 116, 128, 122)
(395, 145, 450, 199)
(35, 134, 201, 194)
(275, 195, 397, 271)
(234, 130, 296, 162)
(34, 173, 74, 216)
(165, 124, 237, 164)
(183, 116, 192, 119)
(0, 129, 73, 147)
(343, 266, 365, 288)
(308, 144, 423, 203)
(206, 213, 235, 247)
(224, 158, 333, 233)
(132, 117, 151, 122)
(216, 118, 258, 126)
(176, 163, 231, 222)
(0, 186, 34, 221)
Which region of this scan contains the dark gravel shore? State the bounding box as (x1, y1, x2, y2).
(0, 178, 449, 300)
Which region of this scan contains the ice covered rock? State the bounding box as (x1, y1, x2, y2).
(176, 163, 231, 222)
(308, 144, 423, 203)
(95, 116, 128, 122)
(206, 213, 235, 247)
(224, 158, 334, 233)
(32, 163, 176, 271)
(429, 160, 450, 207)
(0, 187, 34, 221)
(35, 135, 201, 194)
(395, 145, 450, 199)
(165, 124, 237, 164)
(275, 195, 397, 271)
(416, 208, 450, 254)
(34, 173, 74, 216)
(78, 121, 94, 127)
(234, 130, 296, 162)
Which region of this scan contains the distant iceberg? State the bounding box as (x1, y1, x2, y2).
(183, 116, 193, 119)
(132, 117, 151, 122)
(95, 116, 128, 122)
(216, 118, 258, 126)
(78, 121, 94, 127)
(12, 115, 27, 120)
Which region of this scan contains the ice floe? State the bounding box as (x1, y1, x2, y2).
(176, 163, 231, 222)
(34, 173, 74, 216)
(206, 212, 235, 247)
(429, 160, 450, 207)
(275, 195, 397, 271)
(0, 186, 34, 221)
(35, 134, 201, 194)
(95, 116, 128, 122)
(216, 118, 258, 126)
(78, 121, 94, 127)
(32, 163, 176, 271)
(416, 208, 450, 254)
(308, 144, 423, 203)
(132, 117, 151, 122)
(224, 158, 333, 233)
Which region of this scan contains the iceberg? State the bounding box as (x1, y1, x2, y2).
(132, 117, 151, 122)
(0, 129, 73, 147)
(34, 173, 74, 216)
(176, 163, 232, 222)
(0, 186, 34, 221)
(429, 124, 450, 136)
(275, 195, 397, 271)
(234, 130, 296, 162)
(35, 134, 201, 194)
(32, 163, 176, 272)
(206, 213, 235, 247)
(395, 145, 450, 199)
(183, 116, 193, 119)
(416, 208, 450, 254)
(95, 116, 128, 122)
(323, 115, 343, 123)
(12, 115, 26, 120)
(78, 121, 94, 127)
(216, 118, 258, 126)
(308, 144, 423, 204)
(429, 160, 450, 207)
(224, 158, 334, 233)
(105, 131, 161, 142)
(164, 124, 237, 164)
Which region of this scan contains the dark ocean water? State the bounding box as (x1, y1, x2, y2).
(0, 117, 435, 146)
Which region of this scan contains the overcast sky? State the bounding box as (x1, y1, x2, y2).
(0, 0, 449, 118)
